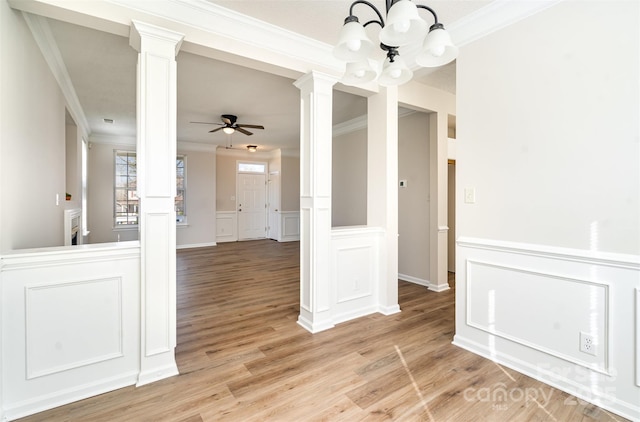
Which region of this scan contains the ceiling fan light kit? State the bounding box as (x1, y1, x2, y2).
(333, 0, 458, 86)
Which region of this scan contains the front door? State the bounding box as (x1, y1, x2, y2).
(238, 173, 266, 240)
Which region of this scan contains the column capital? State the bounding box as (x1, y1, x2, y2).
(293, 71, 337, 93)
(129, 20, 184, 56)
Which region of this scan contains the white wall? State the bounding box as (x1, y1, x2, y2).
(332, 128, 367, 227)
(0, 2, 66, 252)
(398, 111, 430, 283)
(455, 1, 640, 419)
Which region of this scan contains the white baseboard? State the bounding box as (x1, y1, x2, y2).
(296, 315, 334, 334)
(4, 372, 138, 421)
(452, 335, 640, 421)
(378, 304, 401, 316)
(136, 363, 179, 387)
(398, 273, 450, 292)
(176, 242, 216, 250)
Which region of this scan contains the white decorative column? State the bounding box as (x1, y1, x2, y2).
(129, 21, 184, 386)
(429, 112, 450, 291)
(368, 87, 401, 314)
(294, 71, 336, 333)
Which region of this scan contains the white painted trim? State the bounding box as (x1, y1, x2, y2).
(177, 141, 217, 153)
(333, 305, 379, 326)
(466, 259, 612, 375)
(280, 211, 300, 242)
(457, 236, 640, 270)
(398, 273, 429, 287)
(216, 211, 238, 243)
(452, 335, 640, 422)
(89, 134, 137, 146)
(21, 12, 91, 140)
(636, 288, 640, 387)
(3, 371, 139, 422)
(448, 0, 564, 48)
(377, 304, 401, 316)
(176, 242, 217, 250)
(0, 242, 140, 271)
(135, 364, 180, 387)
(332, 109, 416, 137)
(25, 277, 124, 379)
(296, 315, 335, 334)
(398, 273, 450, 292)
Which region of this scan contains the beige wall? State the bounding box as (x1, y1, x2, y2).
(87, 141, 217, 246)
(447, 162, 455, 272)
(87, 141, 137, 243)
(281, 155, 299, 212)
(1, 3, 66, 251)
(332, 128, 367, 226)
(216, 152, 238, 212)
(176, 147, 216, 247)
(398, 112, 430, 281)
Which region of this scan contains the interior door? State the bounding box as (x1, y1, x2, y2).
(238, 173, 267, 240)
(267, 172, 280, 240)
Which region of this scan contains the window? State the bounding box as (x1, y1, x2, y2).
(115, 151, 138, 226)
(114, 151, 186, 226)
(238, 162, 266, 173)
(176, 156, 186, 224)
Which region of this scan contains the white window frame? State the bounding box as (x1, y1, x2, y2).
(113, 151, 187, 228)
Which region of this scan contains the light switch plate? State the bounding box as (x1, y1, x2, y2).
(464, 188, 476, 203)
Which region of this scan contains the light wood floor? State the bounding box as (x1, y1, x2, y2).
(19, 240, 626, 421)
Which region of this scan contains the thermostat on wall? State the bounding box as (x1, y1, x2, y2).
(399, 180, 407, 188)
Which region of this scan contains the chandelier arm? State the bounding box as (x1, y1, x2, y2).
(416, 4, 439, 25)
(363, 19, 384, 28)
(348, 0, 385, 27)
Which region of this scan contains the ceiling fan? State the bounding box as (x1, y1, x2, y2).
(191, 114, 264, 136)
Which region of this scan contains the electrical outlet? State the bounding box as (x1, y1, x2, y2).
(580, 332, 597, 356)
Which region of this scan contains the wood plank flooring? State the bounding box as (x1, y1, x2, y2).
(18, 240, 626, 421)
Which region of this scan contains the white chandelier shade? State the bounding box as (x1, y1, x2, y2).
(342, 60, 379, 86)
(379, 0, 428, 47)
(333, 0, 458, 86)
(333, 18, 375, 62)
(378, 55, 413, 86)
(415, 25, 459, 67)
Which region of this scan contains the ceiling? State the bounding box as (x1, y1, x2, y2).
(46, 1, 492, 152)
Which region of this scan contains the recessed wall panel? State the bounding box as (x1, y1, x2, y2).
(467, 260, 609, 373)
(26, 277, 123, 379)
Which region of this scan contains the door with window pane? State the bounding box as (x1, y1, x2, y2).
(238, 173, 266, 240)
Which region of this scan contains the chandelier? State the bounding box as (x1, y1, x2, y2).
(333, 0, 458, 86)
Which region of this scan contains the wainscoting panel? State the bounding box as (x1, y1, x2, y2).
(216, 211, 237, 243)
(466, 260, 609, 373)
(454, 237, 640, 421)
(331, 227, 383, 324)
(1, 242, 141, 420)
(26, 277, 123, 379)
(280, 211, 300, 242)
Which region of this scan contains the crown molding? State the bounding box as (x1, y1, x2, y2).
(22, 12, 91, 140)
(448, 0, 564, 47)
(333, 108, 416, 137)
(89, 133, 136, 146)
(106, 0, 342, 77)
(177, 141, 217, 153)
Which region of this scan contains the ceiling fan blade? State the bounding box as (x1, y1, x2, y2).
(209, 127, 225, 133)
(236, 124, 264, 129)
(191, 121, 223, 125)
(235, 127, 253, 136)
